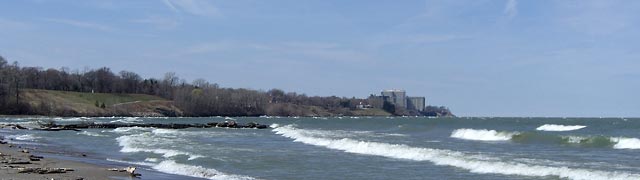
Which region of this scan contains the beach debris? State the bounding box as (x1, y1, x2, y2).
(21, 149, 29, 153)
(108, 166, 142, 177)
(29, 155, 43, 161)
(6, 160, 31, 164)
(17, 167, 74, 174)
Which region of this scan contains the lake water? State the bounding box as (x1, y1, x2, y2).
(1, 116, 639, 180)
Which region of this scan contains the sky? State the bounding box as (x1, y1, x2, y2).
(1, 0, 639, 117)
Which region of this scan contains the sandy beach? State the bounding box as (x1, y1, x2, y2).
(0, 135, 132, 180)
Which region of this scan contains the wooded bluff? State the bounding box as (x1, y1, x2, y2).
(0, 56, 453, 117)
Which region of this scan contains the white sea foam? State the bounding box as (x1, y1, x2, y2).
(116, 133, 204, 160)
(110, 117, 143, 124)
(77, 131, 108, 137)
(274, 125, 640, 180)
(536, 124, 586, 131)
(152, 129, 180, 134)
(450, 129, 516, 141)
(52, 117, 91, 122)
(112, 127, 153, 133)
(565, 136, 586, 144)
(145, 158, 160, 162)
(9, 134, 39, 141)
(611, 137, 640, 149)
(153, 160, 255, 180)
(106, 158, 157, 167)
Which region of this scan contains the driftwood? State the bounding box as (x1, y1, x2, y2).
(18, 167, 74, 174)
(108, 166, 141, 177)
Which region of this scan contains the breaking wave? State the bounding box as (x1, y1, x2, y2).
(106, 159, 254, 180)
(153, 160, 255, 180)
(611, 137, 640, 149)
(110, 117, 143, 124)
(274, 125, 640, 180)
(450, 129, 518, 141)
(52, 117, 91, 122)
(112, 127, 153, 134)
(116, 134, 204, 160)
(536, 124, 586, 131)
(77, 131, 108, 137)
(7, 134, 40, 141)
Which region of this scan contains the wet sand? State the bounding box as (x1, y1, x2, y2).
(0, 138, 132, 180)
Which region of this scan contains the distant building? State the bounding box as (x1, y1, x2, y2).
(381, 90, 406, 108)
(356, 102, 373, 109)
(407, 97, 425, 111)
(374, 89, 426, 111)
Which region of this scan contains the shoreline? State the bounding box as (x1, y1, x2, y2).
(0, 138, 131, 179)
(0, 130, 205, 180)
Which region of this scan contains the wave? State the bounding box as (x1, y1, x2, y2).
(50, 117, 94, 122)
(8, 134, 40, 141)
(536, 124, 586, 131)
(110, 117, 143, 124)
(448, 129, 640, 150)
(153, 160, 255, 180)
(273, 125, 640, 180)
(450, 129, 517, 141)
(112, 127, 153, 134)
(77, 131, 108, 137)
(116, 134, 204, 160)
(107, 159, 256, 180)
(106, 158, 157, 167)
(611, 137, 640, 149)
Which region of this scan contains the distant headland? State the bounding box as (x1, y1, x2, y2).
(0, 56, 453, 117)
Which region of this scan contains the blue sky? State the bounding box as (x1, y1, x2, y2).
(1, 0, 639, 117)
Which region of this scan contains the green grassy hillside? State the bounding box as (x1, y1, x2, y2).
(37, 90, 165, 106)
(21, 89, 181, 117)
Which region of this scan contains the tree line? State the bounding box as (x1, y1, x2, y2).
(0, 56, 452, 117)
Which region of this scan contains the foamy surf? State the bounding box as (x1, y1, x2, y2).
(611, 137, 640, 149)
(153, 160, 256, 180)
(116, 134, 204, 160)
(450, 129, 517, 141)
(110, 117, 143, 124)
(106, 159, 255, 180)
(536, 124, 586, 131)
(274, 125, 640, 180)
(77, 131, 108, 137)
(13, 134, 40, 141)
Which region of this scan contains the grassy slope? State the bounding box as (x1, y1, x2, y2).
(40, 90, 164, 106)
(19, 89, 390, 117)
(21, 89, 177, 116)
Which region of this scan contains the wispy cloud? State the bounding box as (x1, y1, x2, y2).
(131, 16, 179, 29)
(43, 18, 116, 32)
(370, 34, 470, 48)
(555, 0, 633, 36)
(181, 41, 371, 63)
(504, 0, 518, 19)
(162, 0, 221, 18)
(0, 18, 33, 30)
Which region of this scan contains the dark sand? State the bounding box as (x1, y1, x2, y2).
(0, 138, 132, 180)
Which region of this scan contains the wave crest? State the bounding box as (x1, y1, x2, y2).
(611, 137, 640, 149)
(536, 124, 586, 131)
(450, 129, 517, 141)
(273, 125, 640, 180)
(153, 160, 255, 180)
